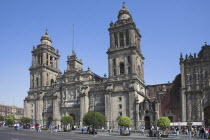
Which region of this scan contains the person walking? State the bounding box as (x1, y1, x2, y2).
(38, 125, 42, 132)
(188, 126, 192, 139)
(141, 126, 144, 136)
(54, 126, 58, 133)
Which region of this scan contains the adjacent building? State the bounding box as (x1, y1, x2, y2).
(0, 104, 24, 120)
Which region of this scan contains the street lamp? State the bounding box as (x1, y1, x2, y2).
(92, 91, 96, 135)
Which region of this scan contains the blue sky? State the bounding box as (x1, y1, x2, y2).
(0, 0, 210, 107)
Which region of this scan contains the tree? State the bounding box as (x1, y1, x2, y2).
(20, 117, 31, 124)
(61, 115, 73, 132)
(83, 111, 106, 127)
(157, 117, 171, 134)
(118, 116, 132, 128)
(0, 115, 4, 122)
(6, 114, 15, 126)
(6, 118, 14, 126)
(7, 114, 15, 120)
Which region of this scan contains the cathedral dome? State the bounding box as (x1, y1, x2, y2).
(118, 5, 132, 20)
(40, 30, 52, 46)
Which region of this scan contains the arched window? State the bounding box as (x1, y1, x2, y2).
(127, 56, 130, 63)
(120, 63, 125, 74)
(113, 58, 116, 66)
(113, 69, 116, 76)
(126, 30, 129, 45)
(36, 77, 39, 87)
(120, 32, 124, 47)
(51, 79, 54, 86)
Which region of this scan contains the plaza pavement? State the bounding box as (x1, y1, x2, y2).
(0, 126, 206, 140)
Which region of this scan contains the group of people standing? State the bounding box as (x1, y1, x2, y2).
(183, 126, 210, 139)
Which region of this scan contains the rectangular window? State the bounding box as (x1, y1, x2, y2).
(118, 104, 122, 109)
(119, 111, 122, 116)
(118, 97, 122, 102)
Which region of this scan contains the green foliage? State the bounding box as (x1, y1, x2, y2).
(61, 115, 73, 125)
(6, 118, 14, 125)
(42, 117, 46, 121)
(0, 115, 4, 121)
(157, 117, 171, 129)
(83, 111, 106, 127)
(7, 114, 15, 120)
(118, 116, 132, 127)
(61, 115, 73, 131)
(20, 117, 31, 124)
(6, 114, 15, 126)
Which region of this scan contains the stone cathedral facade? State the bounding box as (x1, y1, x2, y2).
(180, 43, 210, 126)
(24, 5, 158, 129)
(24, 4, 210, 129)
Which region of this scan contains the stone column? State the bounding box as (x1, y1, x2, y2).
(52, 57, 55, 68)
(135, 99, 140, 130)
(105, 92, 112, 129)
(32, 55, 34, 67)
(37, 99, 43, 124)
(48, 54, 50, 66)
(186, 94, 191, 121)
(123, 32, 126, 47)
(53, 96, 61, 126)
(42, 72, 46, 87)
(43, 52, 46, 65)
(128, 91, 136, 128)
(108, 58, 112, 77)
(30, 74, 33, 88)
(24, 100, 28, 117)
(110, 33, 115, 48)
(79, 94, 89, 126)
(130, 30, 135, 46)
(131, 55, 135, 74)
(56, 58, 59, 69)
(181, 89, 186, 121)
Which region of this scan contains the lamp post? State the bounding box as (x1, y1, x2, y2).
(92, 91, 96, 135)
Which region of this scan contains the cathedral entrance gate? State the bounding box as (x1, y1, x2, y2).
(47, 117, 52, 128)
(70, 113, 76, 129)
(144, 116, 150, 129)
(204, 106, 210, 127)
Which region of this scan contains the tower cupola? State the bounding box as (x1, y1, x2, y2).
(118, 5, 132, 20)
(40, 30, 52, 46)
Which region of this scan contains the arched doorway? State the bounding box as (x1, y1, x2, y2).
(70, 113, 75, 123)
(47, 117, 52, 128)
(70, 113, 76, 130)
(204, 106, 210, 127)
(144, 116, 150, 129)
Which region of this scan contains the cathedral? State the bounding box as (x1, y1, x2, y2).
(24, 4, 210, 129)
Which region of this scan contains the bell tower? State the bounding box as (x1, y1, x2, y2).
(29, 30, 61, 89)
(107, 4, 144, 82)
